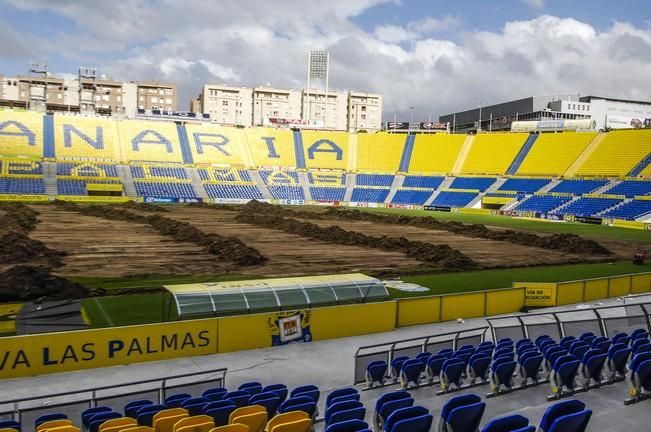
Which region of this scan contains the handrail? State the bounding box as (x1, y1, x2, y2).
(0, 366, 227, 407)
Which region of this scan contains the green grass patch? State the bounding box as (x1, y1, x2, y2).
(362, 208, 651, 244)
(82, 293, 175, 328)
(389, 260, 651, 298)
(70, 273, 255, 290)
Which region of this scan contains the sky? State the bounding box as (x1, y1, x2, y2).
(1, 0, 650, 121)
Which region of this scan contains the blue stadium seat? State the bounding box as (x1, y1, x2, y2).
(391, 189, 433, 205)
(602, 200, 651, 220)
(326, 388, 358, 407)
(390, 414, 433, 432)
(325, 401, 364, 425)
(480, 414, 530, 432)
(204, 184, 264, 200)
(82, 407, 112, 428)
(124, 400, 152, 418)
(550, 355, 581, 396)
(499, 178, 550, 193)
(607, 180, 651, 197)
(437, 393, 482, 432)
(374, 393, 413, 431)
(262, 384, 288, 402)
(449, 177, 496, 191)
(0, 178, 45, 194)
(489, 357, 517, 393)
(431, 191, 477, 207)
(538, 399, 586, 432)
(546, 409, 592, 432)
(553, 197, 622, 217)
(578, 349, 606, 387)
(513, 195, 572, 213)
(205, 403, 237, 427)
(203, 387, 228, 401)
(311, 186, 346, 202)
(467, 355, 491, 384)
(550, 179, 608, 195)
(351, 187, 390, 203)
(134, 181, 198, 198)
(384, 406, 429, 432)
(238, 381, 263, 395)
(0, 420, 20, 431)
(328, 407, 366, 427)
(290, 385, 320, 403)
(399, 358, 425, 388)
(165, 393, 191, 407)
(443, 402, 485, 432)
(268, 185, 305, 200)
(402, 176, 444, 189)
(440, 358, 465, 391)
(356, 174, 394, 187)
(89, 412, 121, 432)
(324, 419, 369, 432)
(34, 413, 67, 428)
(365, 360, 388, 387)
(224, 390, 251, 407)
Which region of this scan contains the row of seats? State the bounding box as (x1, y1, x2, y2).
(57, 179, 122, 196)
(56, 163, 119, 178)
(512, 195, 572, 214)
(0, 177, 45, 194)
(133, 182, 198, 198)
(550, 179, 607, 195)
(498, 178, 550, 193)
(204, 184, 264, 200)
(601, 200, 651, 220)
(391, 189, 433, 205)
(552, 197, 622, 217)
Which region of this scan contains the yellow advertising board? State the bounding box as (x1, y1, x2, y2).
(0, 319, 218, 380)
(0, 194, 50, 202)
(521, 283, 556, 307)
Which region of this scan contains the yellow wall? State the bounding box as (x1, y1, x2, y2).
(301, 131, 349, 170)
(461, 133, 528, 175)
(185, 124, 247, 165)
(245, 128, 296, 168)
(409, 134, 466, 173)
(485, 288, 525, 315)
(54, 116, 119, 161)
(556, 281, 584, 306)
(0, 110, 44, 157)
(0, 319, 218, 380)
(584, 279, 608, 301)
(311, 302, 396, 339)
(441, 292, 485, 321)
(631, 274, 651, 294)
(397, 296, 441, 327)
(609, 276, 631, 297)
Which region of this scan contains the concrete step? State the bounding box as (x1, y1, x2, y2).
(343, 173, 356, 202)
(384, 174, 405, 204)
(186, 167, 208, 199)
(249, 170, 273, 200)
(42, 162, 58, 196)
(117, 165, 137, 197)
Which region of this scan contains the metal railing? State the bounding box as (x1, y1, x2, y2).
(487, 300, 651, 343)
(353, 326, 488, 384)
(0, 367, 227, 427)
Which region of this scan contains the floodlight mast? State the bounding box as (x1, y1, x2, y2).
(306, 49, 329, 128)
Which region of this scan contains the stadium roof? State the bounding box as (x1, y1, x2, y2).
(164, 273, 389, 317)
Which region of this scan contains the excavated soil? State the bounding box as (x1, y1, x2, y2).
(0, 204, 66, 266)
(0, 265, 90, 302)
(317, 207, 613, 256)
(55, 202, 266, 266)
(235, 211, 478, 271)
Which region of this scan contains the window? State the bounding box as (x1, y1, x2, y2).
(361, 106, 366, 111)
(152, 97, 158, 103)
(223, 100, 229, 106)
(165, 89, 172, 95)
(361, 114, 366, 120)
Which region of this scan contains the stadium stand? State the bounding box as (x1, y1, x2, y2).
(402, 175, 444, 189)
(355, 174, 394, 187)
(356, 133, 405, 172)
(131, 164, 196, 198)
(431, 191, 477, 207)
(512, 195, 572, 214)
(246, 128, 297, 168)
(0, 177, 45, 194)
(449, 177, 496, 191)
(576, 129, 651, 177)
(0, 159, 45, 194)
(605, 180, 651, 197)
(0, 110, 44, 157)
(185, 124, 248, 166)
(601, 200, 651, 220)
(199, 168, 252, 183)
(516, 132, 597, 176)
(391, 189, 433, 205)
(549, 179, 608, 195)
(117, 120, 184, 163)
(53, 115, 119, 161)
(260, 170, 300, 185)
(134, 182, 198, 198)
(301, 131, 349, 170)
(498, 178, 550, 193)
(351, 188, 390, 203)
(552, 197, 622, 217)
(460, 133, 528, 175)
(310, 186, 346, 202)
(204, 184, 264, 200)
(267, 186, 305, 201)
(308, 171, 346, 186)
(408, 134, 466, 174)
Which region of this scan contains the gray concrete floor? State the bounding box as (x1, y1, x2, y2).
(1, 293, 650, 431)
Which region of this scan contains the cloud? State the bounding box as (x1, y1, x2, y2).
(2, 1, 651, 122)
(523, 0, 545, 9)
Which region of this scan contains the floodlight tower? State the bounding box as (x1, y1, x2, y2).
(305, 49, 330, 128)
(28, 61, 48, 111)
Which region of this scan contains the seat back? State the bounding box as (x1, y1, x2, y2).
(439, 393, 482, 422)
(480, 414, 529, 432)
(262, 385, 288, 403)
(289, 385, 319, 399)
(366, 361, 388, 384)
(209, 424, 249, 432)
(385, 406, 429, 432)
(225, 391, 251, 408)
(538, 399, 586, 432)
(98, 418, 136, 432)
(205, 405, 237, 427)
(269, 418, 312, 432)
(83, 407, 113, 426)
(327, 407, 366, 427)
(547, 410, 592, 432)
(323, 419, 368, 432)
(229, 406, 265, 424)
(230, 412, 267, 432)
(165, 394, 192, 408)
(446, 402, 486, 432)
(325, 401, 363, 424)
(203, 388, 228, 401)
(238, 382, 263, 396)
(441, 359, 465, 386)
(153, 413, 187, 432)
(173, 415, 214, 432)
(378, 398, 414, 423)
(374, 390, 410, 414)
(266, 412, 309, 432)
(36, 414, 68, 428)
(326, 388, 358, 407)
(36, 420, 73, 432)
(390, 414, 433, 432)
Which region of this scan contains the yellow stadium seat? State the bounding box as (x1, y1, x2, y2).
(53, 115, 119, 161)
(175, 423, 213, 432)
(576, 129, 651, 177)
(0, 429, 18, 432)
(185, 124, 248, 165)
(36, 420, 73, 432)
(517, 132, 596, 176)
(356, 133, 404, 172)
(117, 119, 184, 163)
(0, 110, 44, 157)
(300, 131, 349, 170)
(265, 411, 309, 432)
(268, 419, 311, 432)
(120, 427, 154, 432)
(38, 426, 80, 432)
(173, 416, 214, 432)
(409, 134, 466, 174)
(230, 413, 267, 432)
(461, 133, 528, 175)
(245, 128, 296, 168)
(228, 406, 265, 424)
(99, 418, 137, 432)
(209, 424, 249, 432)
(153, 412, 188, 432)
